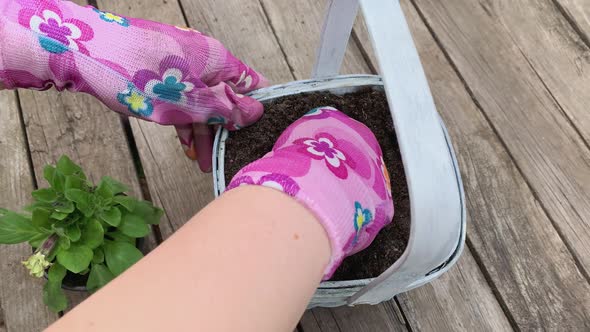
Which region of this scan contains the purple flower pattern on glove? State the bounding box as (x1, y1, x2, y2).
(18, 1, 94, 55)
(294, 133, 353, 179)
(133, 55, 205, 107)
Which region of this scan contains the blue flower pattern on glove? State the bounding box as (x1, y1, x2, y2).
(353, 202, 373, 245)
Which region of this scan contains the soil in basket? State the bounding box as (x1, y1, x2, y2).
(224, 90, 410, 281)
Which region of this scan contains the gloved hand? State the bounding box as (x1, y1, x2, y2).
(226, 107, 394, 279)
(0, 0, 267, 171)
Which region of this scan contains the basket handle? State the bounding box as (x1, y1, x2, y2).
(311, 0, 359, 78)
(313, 0, 463, 304)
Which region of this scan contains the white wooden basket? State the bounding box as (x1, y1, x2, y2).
(212, 0, 465, 307)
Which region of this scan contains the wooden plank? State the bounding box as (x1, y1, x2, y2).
(179, 0, 294, 84)
(0, 90, 58, 331)
(258, 0, 371, 77)
(554, 0, 590, 45)
(94, 0, 214, 240)
(396, 249, 512, 332)
(358, 0, 590, 329)
(482, 0, 590, 275)
(411, 0, 590, 278)
(300, 303, 408, 332)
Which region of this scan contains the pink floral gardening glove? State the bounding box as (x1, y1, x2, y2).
(226, 107, 394, 279)
(0, 0, 268, 171)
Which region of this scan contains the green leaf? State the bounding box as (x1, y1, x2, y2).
(112, 196, 137, 211)
(56, 244, 93, 273)
(0, 210, 45, 244)
(86, 263, 115, 292)
(29, 233, 50, 249)
(96, 178, 114, 200)
(98, 207, 121, 227)
(99, 176, 128, 195)
(32, 208, 51, 229)
(32, 188, 58, 203)
(53, 172, 66, 193)
(133, 201, 162, 225)
(54, 200, 75, 214)
(106, 231, 135, 244)
(65, 175, 85, 191)
(57, 155, 84, 177)
(47, 263, 67, 282)
(65, 189, 94, 217)
(79, 219, 104, 249)
(80, 219, 104, 249)
(65, 224, 81, 242)
(104, 241, 143, 276)
(119, 213, 150, 238)
(24, 201, 53, 213)
(92, 247, 105, 264)
(58, 236, 70, 250)
(64, 188, 88, 204)
(51, 211, 69, 221)
(43, 165, 57, 187)
(43, 281, 67, 312)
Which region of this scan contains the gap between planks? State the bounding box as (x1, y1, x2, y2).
(552, 0, 590, 48)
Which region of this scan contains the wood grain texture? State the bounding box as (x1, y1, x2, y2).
(411, 0, 590, 280)
(299, 302, 408, 332)
(554, 0, 590, 45)
(396, 250, 512, 332)
(407, 1, 590, 320)
(478, 0, 590, 277)
(0, 91, 58, 331)
(356, 0, 590, 329)
(258, 0, 372, 77)
(179, 0, 294, 84)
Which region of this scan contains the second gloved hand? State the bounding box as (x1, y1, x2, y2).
(0, 0, 268, 171)
(227, 107, 394, 279)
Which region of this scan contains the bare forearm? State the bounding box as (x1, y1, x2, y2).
(47, 186, 330, 332)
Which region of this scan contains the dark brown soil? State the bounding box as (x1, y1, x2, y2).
(224, 90, 410, 281)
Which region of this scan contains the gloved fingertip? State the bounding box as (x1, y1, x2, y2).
(184, 145, 199, 161)
(229, 93, 264, 128)
(197, 156, 213, 173)
(193, 124, 213, 173)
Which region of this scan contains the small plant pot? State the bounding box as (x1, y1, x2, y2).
(42, 237, 148, 292)
(213, 75, 466, 307)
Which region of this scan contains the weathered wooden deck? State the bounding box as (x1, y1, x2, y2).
(1, 0, 590, 330)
